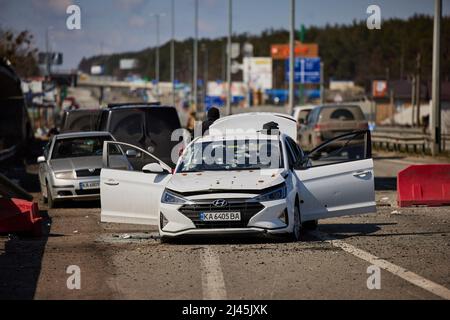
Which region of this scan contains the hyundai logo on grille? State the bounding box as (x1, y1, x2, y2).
(88, 168, 96, 173)
(213, 199, 228, 208)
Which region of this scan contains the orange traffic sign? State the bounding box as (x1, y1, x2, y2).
(271, 42, 319, 60)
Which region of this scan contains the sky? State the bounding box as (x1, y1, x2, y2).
(1, 0, 449, 69)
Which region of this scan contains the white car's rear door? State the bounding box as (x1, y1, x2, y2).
(100, 142, 172, 226)
(295, 131, 376, 221)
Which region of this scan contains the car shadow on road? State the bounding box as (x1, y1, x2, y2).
(375, 177, 397, 191)
(0, 209, 52, 300)
(163, 234, 293, 246)
(311, 222, 397, 240)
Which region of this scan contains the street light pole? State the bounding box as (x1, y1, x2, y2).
(150, 13, 164, 99)
(226, 0, 232, 116)
(431, 0, 442, 156)
(288, 0, 295, 115)
(171, 0, 176, 107)
(193, 0, 199, 112)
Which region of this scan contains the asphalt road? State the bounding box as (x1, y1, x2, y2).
(0, 153, 449, 300)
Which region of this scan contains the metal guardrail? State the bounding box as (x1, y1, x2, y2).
(372, 127, 450, 153)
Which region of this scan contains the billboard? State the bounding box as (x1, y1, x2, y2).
(372, 80, 388, 98)
(243, 57, 273, 90)
(271, 42, 319, 60)
(120, 59, 138, 70)
(285, 58, 321, 84)
(90, 65, 103, 75)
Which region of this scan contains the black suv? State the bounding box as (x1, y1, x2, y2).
(96, 103, 182, 168)
(60, 109, 101, 133)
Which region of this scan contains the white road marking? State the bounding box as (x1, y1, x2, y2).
(311, 230, 450, 300)
(381, 158, 431, 166)
(200, 246, 227, 300)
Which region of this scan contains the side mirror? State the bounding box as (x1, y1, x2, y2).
(142, 163, 166, 174)
(37, 156, 46, 164)
(126, 149, 138, 158)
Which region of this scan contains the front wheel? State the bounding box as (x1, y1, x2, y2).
(302, 220, 318, 230)
(47, 184, 55, 209)
(288, 205, 301, 242)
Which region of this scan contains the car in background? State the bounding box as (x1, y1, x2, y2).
(60, 109, 101, 133)
(37, 131, 117, 208)
(292, 105, 315, 126)
(96, 103, 183, 168)
(298, 104, 368, 150)
(100, 113, 375, 241)
(0, 59, 33, 162)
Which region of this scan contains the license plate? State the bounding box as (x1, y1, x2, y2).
(200, 212, 241, 222)
(80, 181, 100, 190)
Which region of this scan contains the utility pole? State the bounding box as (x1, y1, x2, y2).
(431, 0, 442, 156)
(202, 44, 209, 111)
(45, 27, 52, 76)
(288, 0, 295, 115)
(411, 75, 416, 127)
(150, 13, 165, 99)
(171, 0, 176, 107)
(226, 0, 232, 116)
(193, 0, 199, 112)
(320, 62, 324, 104)
(415, 53, 421, 127)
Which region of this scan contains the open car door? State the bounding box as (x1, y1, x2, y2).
(100, 141, 172, 226)
(295, 130, 376, 221)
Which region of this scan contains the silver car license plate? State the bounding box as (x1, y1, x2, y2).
(80, 181, 100, 190)
(200, 212, 241, 222)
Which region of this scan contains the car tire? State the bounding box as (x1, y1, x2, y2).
(302, 220, 318, 230)
(288, 205, 301, 242)
(47, 184, 55, 209)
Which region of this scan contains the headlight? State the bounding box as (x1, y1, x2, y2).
(253, 184, 287, 202)
(161, 189, 188, 205)
(55, 171, 75, 180)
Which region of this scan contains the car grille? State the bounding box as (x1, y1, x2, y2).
(179, 201, 264, 229)
(76, 169, 101, 177)
(75, 189, 100, 196)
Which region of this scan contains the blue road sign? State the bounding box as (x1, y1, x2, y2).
(285, 58, 321, 84)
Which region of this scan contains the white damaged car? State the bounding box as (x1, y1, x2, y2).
(100, 113, 375, 241)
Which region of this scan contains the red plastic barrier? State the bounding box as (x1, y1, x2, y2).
(397, 164, 450, 207)
(0, 198, 42, 236)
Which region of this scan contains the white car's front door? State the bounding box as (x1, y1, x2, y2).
(295, 131, 376, 221)
(100, 141, 172, 226)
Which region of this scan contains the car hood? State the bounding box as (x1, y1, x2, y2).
(49, 156, 103, 172)
(167, 169, 286, 194)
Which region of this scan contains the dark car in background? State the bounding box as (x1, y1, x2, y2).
(0, 59, 33, 163)
(96, 103, 183, 168)
(60, 109, 101, 133)
(298, 104, 368, 150)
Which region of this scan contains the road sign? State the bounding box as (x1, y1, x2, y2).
(285, 58, 321, 84)
(271, 42, 318, 60)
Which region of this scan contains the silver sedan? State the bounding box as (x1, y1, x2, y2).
(37, 131, 116, 208)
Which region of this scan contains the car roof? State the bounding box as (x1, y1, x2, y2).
(55, 131, 112, 140)
(294, 105, 316, 111)
(210, 113, 297, 140)
(316, 103, 361, 109)
(195, 133, 280, 143)
(65, 109, 101, 114)
(106, 103, 172, 111)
